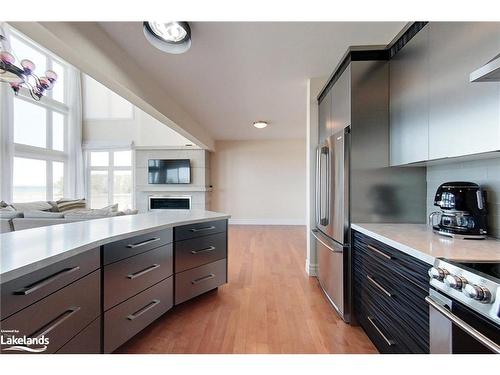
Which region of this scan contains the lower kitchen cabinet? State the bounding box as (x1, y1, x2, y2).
(56, 318, 101, 354)
(352, 230, 430, 353)
(175, 258, 227, 304)
(104, 276, 174, 353)
(0, 270, 101, 354)
(0, 219, 229, 354)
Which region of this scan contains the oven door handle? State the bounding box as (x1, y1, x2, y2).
(425, 296, 500, 354)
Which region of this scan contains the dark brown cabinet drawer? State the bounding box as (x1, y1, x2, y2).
(104, 276, 173, 353)
(56, 318, 101, 354)
(353, 231, 429, 289)
(175, 232, 227, 273)
(104, 244, 173, 310)
(0, 270, 100, 354)
(352, 230, 429, 354)
(174, 220, 227, 241)
(103, 229, 173, 265)
(175, 259, 227, 305)
(1, 248, 99, 320)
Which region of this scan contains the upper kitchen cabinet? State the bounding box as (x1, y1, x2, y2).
(331, 65, 351, 134)
(318, 89, 332, 143)
(389, 22, 500, 165)
(390, 24, 430, 166)
(427, 22, 500, 160)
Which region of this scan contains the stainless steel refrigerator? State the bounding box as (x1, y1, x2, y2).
(312, 57, 427, 323)
(313, 127, 349, 320)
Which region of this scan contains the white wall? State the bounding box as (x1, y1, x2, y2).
(83, 107, 195, 148)
(82, 74, 195, 148)
(210, 139, 306, 225)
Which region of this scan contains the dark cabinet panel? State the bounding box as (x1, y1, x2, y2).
(56, 318, 101, 354)
(104, 244, 173, 310)
(352, 230, 429, 353)
(174, 220, 227, 241)
(0, 270, 100, 354)
(175, 232, 227, 273)
(175, 259, 227, 305)
(103, 228, 173, 265)
(1, 248, 99, 320)
(104, 276, 173, 353)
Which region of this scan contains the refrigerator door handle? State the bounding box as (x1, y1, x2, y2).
(320, 146, 329, 226)
(316, 147, 321, 226)
(326, 144, 331, 226)
(311, 229, 343, 253)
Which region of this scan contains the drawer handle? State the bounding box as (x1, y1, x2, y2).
(191, 246, 216, 254)
(31, 306, 81, 339)
(127, 299, 161, 321)
(367, 275, 393, 298)
(127, 264, 161, 279)
(189, 226, 216, 233)
(14, 266, 81, 296)
(367, 316, 395, 347)
(367, 244, 392, 260)
(127, 237, 161, 249)
(191, 273, 215, 285)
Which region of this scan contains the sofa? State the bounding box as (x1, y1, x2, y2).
(0, 199, 138, 233)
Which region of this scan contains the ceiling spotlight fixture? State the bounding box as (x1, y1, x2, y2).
(253, 121, 268, 129)
(143, 22, 191, 54)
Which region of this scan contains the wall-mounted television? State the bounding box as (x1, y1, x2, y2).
(148, 159, 191, 184)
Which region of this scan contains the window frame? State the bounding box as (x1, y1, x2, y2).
(85, 148, 135, 210)
(6, 27, 71, 202)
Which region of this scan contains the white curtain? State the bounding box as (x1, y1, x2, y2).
(0, 23, 14, 202)
(66, 68, 85, 199)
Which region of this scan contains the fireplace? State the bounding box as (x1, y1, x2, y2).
(149, 196, 191, 210)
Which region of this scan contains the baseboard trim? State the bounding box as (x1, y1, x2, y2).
(228, 218, 306, 226)
(305, 258, 318, 276)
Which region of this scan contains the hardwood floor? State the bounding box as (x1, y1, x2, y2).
(116, 225, 377, 354)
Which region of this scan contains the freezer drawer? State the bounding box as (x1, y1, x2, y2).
(313, 230, 345, 319)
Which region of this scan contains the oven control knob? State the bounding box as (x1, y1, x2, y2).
(444, 274, 467, 290)
(463, 284, 491, 303)
(428, 267, 449, 281)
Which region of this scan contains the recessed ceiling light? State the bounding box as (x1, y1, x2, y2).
(143, 22, 191, 54)
(253, 121, 268, 129)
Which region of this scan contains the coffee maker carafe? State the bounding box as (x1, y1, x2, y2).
(429, 181, 487, 239)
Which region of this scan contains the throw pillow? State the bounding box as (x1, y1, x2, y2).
(56, 198, 87, 212)
(23, 210, 65, 219)
(100, 203, 119, 213)
(10, 201, 53, 212)
(0, 206, 23, 219)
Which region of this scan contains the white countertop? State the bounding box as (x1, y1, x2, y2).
(351, 223, 500, 265)
(0, 210, 230, 283)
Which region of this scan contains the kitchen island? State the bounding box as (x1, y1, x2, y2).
(0, 210, 230, 354)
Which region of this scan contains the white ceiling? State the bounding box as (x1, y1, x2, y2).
(99, 22, 405, 141)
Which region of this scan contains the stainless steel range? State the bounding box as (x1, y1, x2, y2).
(427, 259, 500, 353)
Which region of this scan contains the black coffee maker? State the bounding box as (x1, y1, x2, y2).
(429, 181, 488, 239)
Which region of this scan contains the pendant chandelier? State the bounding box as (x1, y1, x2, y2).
(0, 32, 58, 101)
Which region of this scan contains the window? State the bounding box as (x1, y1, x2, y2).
(5, 27, 71, 202)
(87, 149, 133, 210)
(83, 75, 133, 119)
